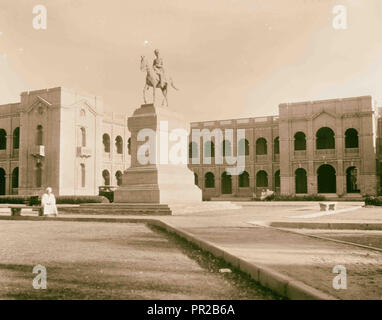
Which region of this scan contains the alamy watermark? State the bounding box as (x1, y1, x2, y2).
(135, 121, 246, 175)
(32, 265, 47, 289)
(332, 265, 347, 290)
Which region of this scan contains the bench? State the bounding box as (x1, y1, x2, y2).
(319, 202, 337, 212)
(7, 205, 43, 216)
(5, 204, 79, 216)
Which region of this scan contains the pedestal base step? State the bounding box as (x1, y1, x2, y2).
(57, 201, 241, 216)
(59, 203, 172, 215)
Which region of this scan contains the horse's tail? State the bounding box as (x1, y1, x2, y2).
(169, 78, 179, 91)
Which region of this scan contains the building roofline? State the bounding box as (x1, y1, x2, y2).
(279, 95, 372, 107)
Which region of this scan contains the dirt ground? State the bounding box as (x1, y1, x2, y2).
(0, 220, 280, 300)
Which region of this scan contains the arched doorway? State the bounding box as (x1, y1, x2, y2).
(12, 167, 19, 189)
(274, 170, 280, 189)
(256, 171, 268, 191)
(295, 168, 307, 194)
(0, 168, 5, 195)
(239, 171, 249, 187)
(205, 172, 215, 188)
(346, 167, 360, 193)
(221, 172, 232, 194)
(317, 164, 336, 193)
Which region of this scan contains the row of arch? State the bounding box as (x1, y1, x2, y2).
(197, 165, 360, 194)
(0, 167, 19, 195)
(102, 169, 123, 186)
(0, 128, 20, 150)
(102, 134, 131, 155)
(189, 127, 360, 158)
(189, 137, 279, 158)
(201, 170, 276, 194)
(295, 127, 358, 150)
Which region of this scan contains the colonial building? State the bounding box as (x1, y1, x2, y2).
(188, 96, 380, 199)
(0, 87, 130, 196)
(1, 88, 380, 199)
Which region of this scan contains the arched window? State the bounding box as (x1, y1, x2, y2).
(127, 138, 131, 155)
(274, 137, 279, 154)
(345, 129, 359, 148)
(238, 139, 249, 156)
(115, 170, 123, 186)
(205, 172, 215, 188)
(222, 140, 232, 156)
(274, 170, 280, 188)
(80, 127, 86, 147)
(316, 127, 335, 149)
(12, 167, 19, 189)
(103, 134, 110, 153)
(194, 173, 198, 186)
(115, 136, 123, 154)
(295, 168, 307, 194)
(204, 141, 215, 158)
(102, 170, 110, 186)
(36, 125, 43, 146)
(80, 164, 85, 188)
(256, 138, 267, 155)
(294, 132, 306, 151)
(36, 163, 42, 187)
(0, 129, 7, 150)
(256, 170, 268, 187)
(189, 142, 199, 158)
(239, 171, 250, 187)
(13, 127, 20, 149)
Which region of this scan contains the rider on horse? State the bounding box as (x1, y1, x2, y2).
(153, 49, 167, 88)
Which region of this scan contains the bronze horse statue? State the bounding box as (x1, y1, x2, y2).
(140, 55, 178, 107)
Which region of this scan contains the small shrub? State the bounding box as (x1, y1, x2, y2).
(0, 195, 109, 205)
(56, 196, 109, 204)
(99, 191, 114, 203)
(265, 194, 275, 201)
(0, 195, 31, 204)
(256, 194, 326, 202)
(365, 196, 382, 206)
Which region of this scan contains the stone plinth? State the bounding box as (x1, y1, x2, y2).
(114, 104, 202, 204)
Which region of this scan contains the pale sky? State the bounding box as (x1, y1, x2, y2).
(0, 0, 381, 121)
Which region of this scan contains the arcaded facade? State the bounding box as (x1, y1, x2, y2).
(0, 87, 130, 196)
(1, 89, 380, 199)
(188, 96, 381, 199)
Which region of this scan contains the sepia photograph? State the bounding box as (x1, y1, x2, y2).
(0, 0, 381, 312)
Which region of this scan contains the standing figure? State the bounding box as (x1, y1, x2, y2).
(41, 187, 58, 217)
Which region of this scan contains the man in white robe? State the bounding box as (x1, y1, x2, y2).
(41, 187, 58, 216)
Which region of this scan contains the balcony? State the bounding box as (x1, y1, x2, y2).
(294, 150, 306, 160)
(256, 155, 268, 162)
(31, 145, 45, 157)
(315, 149, 335, 159)
(345, 148, 359, 157)
(77, 146, 92, 158)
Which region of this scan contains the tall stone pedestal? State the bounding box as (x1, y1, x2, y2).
(114, 104, 202, 204)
